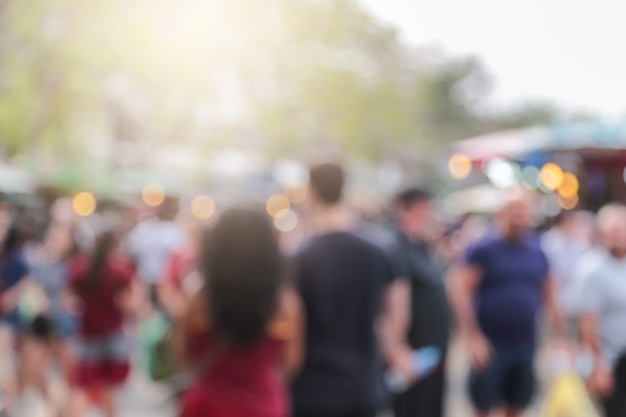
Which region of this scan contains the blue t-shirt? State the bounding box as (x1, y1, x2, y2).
(465, 236, 549, 345)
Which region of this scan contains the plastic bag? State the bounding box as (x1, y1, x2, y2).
(542, 370, 599, 417)
(137, 313, 170, 375)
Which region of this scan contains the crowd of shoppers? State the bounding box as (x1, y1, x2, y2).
(0, 162, 623, 417)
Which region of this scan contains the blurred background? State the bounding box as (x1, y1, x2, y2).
(3, 0, 624, 215)
(1, 1, 626, 416)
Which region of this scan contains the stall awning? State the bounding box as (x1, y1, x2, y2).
(452, 120, 626, 163)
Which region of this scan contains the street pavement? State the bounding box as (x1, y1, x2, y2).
(12, 335, 556, 417)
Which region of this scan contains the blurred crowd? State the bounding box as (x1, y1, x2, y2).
(0, 162, 623, 417)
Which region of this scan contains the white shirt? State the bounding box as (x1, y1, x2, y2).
(580, 249, 626, 366)
(126, 218, 186, 284)
(541, 228, 589, 316)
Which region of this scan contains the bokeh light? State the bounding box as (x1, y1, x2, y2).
(72, 192, 96, 217)
(559, 194, 579, 210)
(284, 185, 308, 203)
(448, 153, 472, 179)
(540, 163, 564, 191)
(557, 172, 579, 199)
(274, 209, 298, 232)
(484, 158, 519, 189)
(521, 165, 540, 190)
(266, 194, 290, 217)
(191, 195, 215, 220)
(142, 182, 166, 207)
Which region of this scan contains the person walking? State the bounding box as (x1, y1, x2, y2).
(18, 224, 80, 413)
(177, 207, 303, 417)
(579, 205, 626, 416)
(291, 163, 407, 417)
(541, 211, 592, 335)
(452, 197, 564, 417)
(0, 224, 32, 412)
(68, 230, 135, 417)
(126, 200, 186, 310)
(389, 187, 452, 417)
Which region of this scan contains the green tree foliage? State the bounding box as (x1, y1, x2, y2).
(0, 0, 560, 165)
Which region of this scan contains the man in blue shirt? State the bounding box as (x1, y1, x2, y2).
(452, 198, 564, 417)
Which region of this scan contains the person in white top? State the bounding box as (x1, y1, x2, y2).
(541, 211, 592, 331)
(579, 204, 626, 416)
(567, 205, 624, 320)
(126, 199, 186, 309)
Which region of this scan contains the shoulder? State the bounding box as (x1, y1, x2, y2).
(162, 222, 186, 241)
(295, 232, 387, 266)
(355, 223, 404, 256)
(108, 252, 135, 284)
(129, 220, 150, 237)
(68, 254, 88, 287)
(466, 237, 497, 257)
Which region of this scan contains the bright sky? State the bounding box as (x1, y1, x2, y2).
(360, 0, 626, 116)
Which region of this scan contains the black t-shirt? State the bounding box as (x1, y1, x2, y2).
(391, 228, 451, 350)
(291, 231, 395, 413)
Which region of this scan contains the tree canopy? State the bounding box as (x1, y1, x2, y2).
(0, 0, 562, 169)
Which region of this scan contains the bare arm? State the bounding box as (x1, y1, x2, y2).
(581, 310, 615, 395)
(451, 264, 492, 370)
(543, 277, 566, 339)
(278, 287, 304, 378)
(379, 279, 413, 375)
(580, 312, 601, 357)
(451, 265, 483, 340)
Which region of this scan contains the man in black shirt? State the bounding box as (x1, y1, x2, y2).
(292, 163, 411, 417)
(390, 187, 452, 417)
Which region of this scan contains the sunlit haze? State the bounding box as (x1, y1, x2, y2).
(360, 0, 626, 116)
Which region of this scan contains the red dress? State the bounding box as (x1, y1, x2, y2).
(180, 320, 289, 417)
(69, 252, 134, 388)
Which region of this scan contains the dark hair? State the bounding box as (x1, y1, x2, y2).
(309, 163, 345, 205)
(202, 207, 283, 345)
(0, 224, 26, 261)
(85, 230, 116, 290)
(156, 198, 178, 221)
(394, 187, 431, 210)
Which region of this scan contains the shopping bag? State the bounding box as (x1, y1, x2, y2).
(138, 313, 180, 381)
(150, 328, 179, 381)
(541, 370, 599, 417)
(17, 282, 47, 325)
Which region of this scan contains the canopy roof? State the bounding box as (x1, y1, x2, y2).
(452, 120, 626, 163)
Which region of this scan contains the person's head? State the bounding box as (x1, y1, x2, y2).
(156, 198, 179, 221)
(393, 187, 433, 239)
(308, 163, 345, 209)
(45, 225, 79, 260)
(496, 198, 532, 242)
(596, 204, 626, 256)
(0, 223, 28, 260)
(201, 206, 284, 346)
(85, 229, 117, 290)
